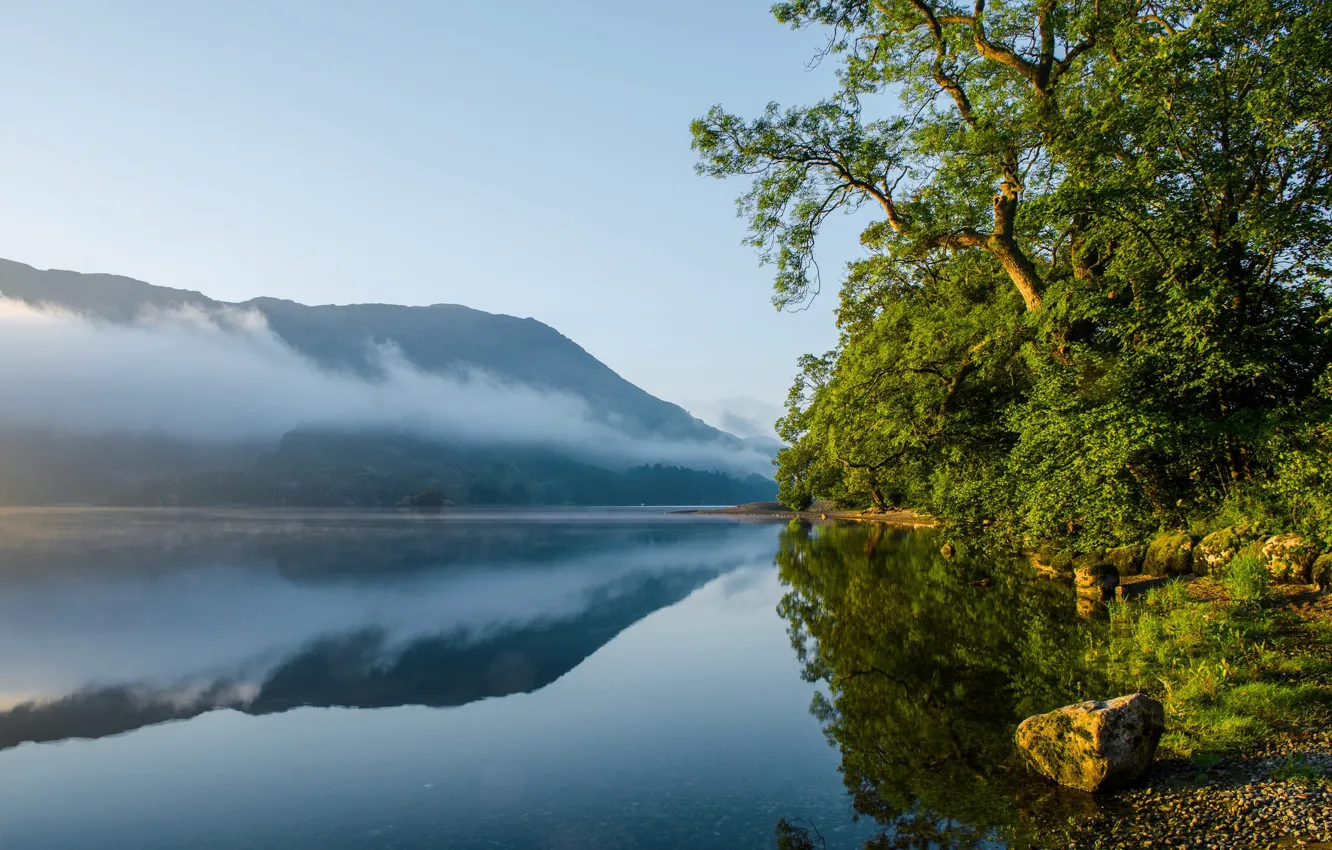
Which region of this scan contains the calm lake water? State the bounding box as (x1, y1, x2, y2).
(0, 509, 869, 850)
(0, 509, 1104, 849)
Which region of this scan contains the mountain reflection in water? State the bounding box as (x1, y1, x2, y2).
(0, 509, 763, 751)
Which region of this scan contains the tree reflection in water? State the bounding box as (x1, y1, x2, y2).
(776, 521, 1111, 848)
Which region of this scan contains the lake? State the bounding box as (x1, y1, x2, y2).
(0, 508, 874, 850)
(0, 509, 1104, 849)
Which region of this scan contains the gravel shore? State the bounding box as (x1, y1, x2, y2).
(1059, 731, 1332, 849)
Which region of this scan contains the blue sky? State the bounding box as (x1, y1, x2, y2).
(0, 0, 869, 437)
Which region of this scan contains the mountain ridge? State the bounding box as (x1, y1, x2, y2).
(0, 257, 733, 444)
(0, 258, 777, 506)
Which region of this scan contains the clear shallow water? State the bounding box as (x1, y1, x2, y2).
(0, 509, 872, 850)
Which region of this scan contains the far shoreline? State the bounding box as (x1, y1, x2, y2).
(676, 501, 936, 528)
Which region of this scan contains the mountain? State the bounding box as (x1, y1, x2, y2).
(0, 258, 730, 443)
(0, 259, 776, 506)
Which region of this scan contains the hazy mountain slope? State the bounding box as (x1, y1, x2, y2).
(0, 258, 730, 443)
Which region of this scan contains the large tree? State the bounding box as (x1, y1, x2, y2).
(696, 0, 1332, 546)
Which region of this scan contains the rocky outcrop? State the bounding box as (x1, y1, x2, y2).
(1104, 544, 1145, 577)
(1143, 532, 1195, 576)
(1260, 534, 1318, 584)
(1194, 527, 1247, 576)
(1075, 562, 1120, 601)
(1030, 548, 1074, 578)
(1016, 693, 1166, 793)
(1314, 554, 1332, 593)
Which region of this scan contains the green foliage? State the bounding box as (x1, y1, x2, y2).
(697, 0, 1332, 546)
(1216, 550, 1269, 605)
(773, 818, 823, 850)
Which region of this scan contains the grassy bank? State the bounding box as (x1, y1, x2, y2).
(1099, 564, 1332, 760)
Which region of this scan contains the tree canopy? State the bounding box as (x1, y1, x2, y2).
(694, 0, 1332, 548)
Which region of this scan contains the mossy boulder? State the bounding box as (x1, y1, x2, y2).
(1260, 534, 1319, 584)
(1143, 532, 1195, 576)
(1016, 693, 1165, 793)
(1103, 544, 1145, 577)
(1313, 554, 1332, 593)
(1194, 527, 1247, 576)
(1029, 547, 1074, 578)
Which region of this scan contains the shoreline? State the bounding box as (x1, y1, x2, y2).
(678, 501, 937, 527)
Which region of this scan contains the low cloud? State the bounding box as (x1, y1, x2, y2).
(0, 298, 770, 473)
(685, 395, 784, 440)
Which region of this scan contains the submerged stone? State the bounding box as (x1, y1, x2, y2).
(1143, 532, 1195, 576)
(1076, 595, 1109, 620)
(1016, 693, 1165, 793)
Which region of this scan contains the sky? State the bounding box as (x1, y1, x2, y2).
(0, 0, 871, 438)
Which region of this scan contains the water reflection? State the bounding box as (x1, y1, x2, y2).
(0, 509, 765, 752)
(775, 522, 1109, 847)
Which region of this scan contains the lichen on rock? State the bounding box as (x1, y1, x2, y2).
(1015, 693, 1165, 793)
(1074, 562, 1119, 601)
(1029, 547, 1074, 578)
(1103, 544, 1145, 577)
(1194, 527, 1247, 576)
(1260, 534, 1318, 584)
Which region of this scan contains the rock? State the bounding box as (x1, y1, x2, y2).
(1143, 532, 1195, 576)
(1314, 554, 1332, 593)
(1075, 562, 1120, 600)
(941, 542, 956, 559)
(1016, 693, 1166, 793)
(1030, 547, 1074, 578)
(1104, 544, 1146, 577)
(1072, 551, 1105, 568)
(1260, 535, 1318, 584)
(1194, 527, 1247, 576)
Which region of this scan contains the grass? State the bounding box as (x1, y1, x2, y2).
(1217, 549, 1268, 605)
(1099, 572, 1332, 758)
(1270, 753, 1329, 786)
